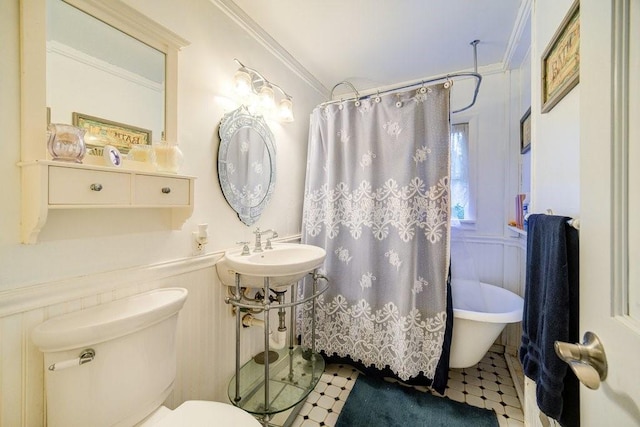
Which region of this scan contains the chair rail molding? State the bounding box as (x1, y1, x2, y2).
(0, 252, 222, 318)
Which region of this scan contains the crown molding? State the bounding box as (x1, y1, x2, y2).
(210, 0, 329, 99)
(209, 0, 529, 97)
(502, 0, 532, 71)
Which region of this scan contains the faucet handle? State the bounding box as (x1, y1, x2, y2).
(264, 231, 278, 249)
(236, 241, 251, 255)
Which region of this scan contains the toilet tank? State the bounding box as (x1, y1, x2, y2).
(32, 288, 188, 427)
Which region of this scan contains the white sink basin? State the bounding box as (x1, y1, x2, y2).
(216, 243, 326, 289)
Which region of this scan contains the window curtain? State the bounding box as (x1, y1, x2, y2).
(300, 84, 452, 390)
(450, 123, 470, 219)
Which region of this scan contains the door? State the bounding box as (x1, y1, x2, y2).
(579, 0, 640, 424)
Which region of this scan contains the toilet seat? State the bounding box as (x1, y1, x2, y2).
(151, 401, 261, 427)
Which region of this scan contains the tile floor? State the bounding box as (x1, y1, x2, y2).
(291, 351, 525, 427)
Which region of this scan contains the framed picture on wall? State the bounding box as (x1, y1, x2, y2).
(520, 108, 532, 153)
(541, 0, 580, 113)
(72, 112, 152, 155)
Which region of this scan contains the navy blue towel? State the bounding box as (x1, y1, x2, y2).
(519, 214, 580, 427)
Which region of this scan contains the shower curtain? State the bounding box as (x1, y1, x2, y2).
(300, 83, 452, 391)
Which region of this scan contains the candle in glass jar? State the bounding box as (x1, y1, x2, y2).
(153, 142, 183, 173)
(128, 144, 154, 163)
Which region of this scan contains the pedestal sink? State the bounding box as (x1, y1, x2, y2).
(216, 243, 326, 289)
(222, 242, 329, 419)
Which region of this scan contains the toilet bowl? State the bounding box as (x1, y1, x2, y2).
(31, 288, 260, 427)
(138, 401, 260, 426)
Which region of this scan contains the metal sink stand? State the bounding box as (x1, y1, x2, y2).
(225, 271, 329, 426)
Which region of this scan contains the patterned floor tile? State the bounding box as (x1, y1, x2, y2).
(290, 352, 525, 427)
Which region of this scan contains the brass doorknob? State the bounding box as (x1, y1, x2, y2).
(555, 331, 607, 390)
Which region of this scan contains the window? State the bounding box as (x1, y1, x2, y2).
(450, 122, 473, 221)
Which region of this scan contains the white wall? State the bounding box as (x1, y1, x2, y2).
(524, 0, 580, 426)
(450, 72, 510, 240)
(449, 68, 529, 353)
(519, 50, 532, 197)
(0, 0, 323, 289)
(0, 0, 538, 424)
(0, 0, 323, 425)
(530, 0, 580, 217)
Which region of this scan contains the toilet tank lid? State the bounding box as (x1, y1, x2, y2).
(32, 287, 188, 352)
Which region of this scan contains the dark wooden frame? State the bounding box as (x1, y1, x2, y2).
(541, 0, 580, 113)
(520, 108, 532, 154)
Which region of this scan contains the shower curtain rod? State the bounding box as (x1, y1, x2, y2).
(322, 40, 482, 114)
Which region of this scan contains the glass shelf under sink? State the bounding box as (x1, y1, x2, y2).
(228, 345, 325, 416)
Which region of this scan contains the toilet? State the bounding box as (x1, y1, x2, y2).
(31, 288, 261, 427)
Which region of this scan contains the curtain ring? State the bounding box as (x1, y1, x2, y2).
(418, 81, 427, 94)
(395, 94, 402, 108)
(354, 98, 361, 107)
(338, 99, 344, 110)
(374, 91, 381, 103)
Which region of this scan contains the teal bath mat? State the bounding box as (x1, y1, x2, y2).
(335, 375, 499, 427)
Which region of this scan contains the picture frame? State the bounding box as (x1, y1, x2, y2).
(541, 0, 580, 113)
(72, 112, 152, 155)
(520, 108, 532, 154)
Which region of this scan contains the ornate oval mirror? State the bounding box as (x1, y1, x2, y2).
(218, 106, 276, 226)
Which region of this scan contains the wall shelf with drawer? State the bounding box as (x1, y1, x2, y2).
(20, 160, 195, 244)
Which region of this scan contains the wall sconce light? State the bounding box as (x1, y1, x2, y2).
(278, 97, 294, 122)
(233, 68, 253, 97)
(233, 59, 294, 122)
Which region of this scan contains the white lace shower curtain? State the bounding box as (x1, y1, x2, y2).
(301, 83, 452, 382)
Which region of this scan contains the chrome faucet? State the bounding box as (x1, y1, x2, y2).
(253, 228, 278, 252)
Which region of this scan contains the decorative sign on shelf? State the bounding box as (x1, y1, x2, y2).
(72, 112, 152, 155)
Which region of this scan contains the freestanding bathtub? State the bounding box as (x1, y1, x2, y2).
(449, 278, 524, 368)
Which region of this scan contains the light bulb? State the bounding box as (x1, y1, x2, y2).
(278, 97, 294, 122)
(258, 84, 275, 112)
(233, 69, 252, 97)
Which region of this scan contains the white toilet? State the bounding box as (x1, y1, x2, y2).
(31, 288, 261, 427)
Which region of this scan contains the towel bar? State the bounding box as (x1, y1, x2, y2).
(524, 211, 580, 230)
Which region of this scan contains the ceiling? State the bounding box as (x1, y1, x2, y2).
(218, 0, 531, 99)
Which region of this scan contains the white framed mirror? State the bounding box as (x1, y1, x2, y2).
(20, 0, 189, 161)
(218, 106, 276, 226)
(47, 0, 165, 152)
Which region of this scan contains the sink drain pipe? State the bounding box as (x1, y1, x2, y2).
(242, 313, 287, 350)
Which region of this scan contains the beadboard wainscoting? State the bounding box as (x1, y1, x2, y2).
(454, 233, 527, 354)
(502, 234, 527, 355)
(0, 233, 526, 426)
(0, 251, 268, 427)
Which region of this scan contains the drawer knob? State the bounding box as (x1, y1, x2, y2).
(90, 183, 103, 192)
(161, 187, 171, 194)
